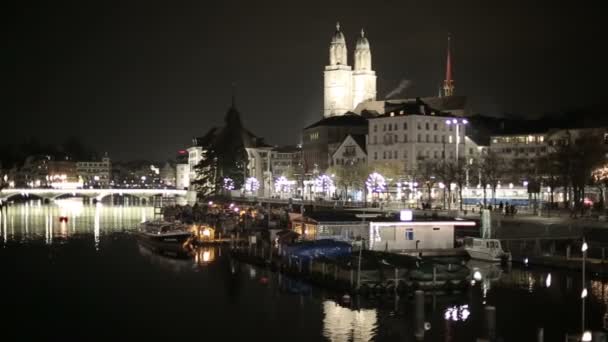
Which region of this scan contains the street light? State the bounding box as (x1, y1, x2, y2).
(581, 240, 588, 339)
(445, 118, 468, 162)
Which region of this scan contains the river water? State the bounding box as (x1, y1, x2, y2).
(1, 201, 607, 341)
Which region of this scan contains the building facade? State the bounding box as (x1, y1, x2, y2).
(331, 134, 367, 167)
(367, 100, 467, 174)
(76, 155, 111, 188)
(302, 114, 369, 174)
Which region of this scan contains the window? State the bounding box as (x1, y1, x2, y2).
(426, 134, 430, 142)
(417, 134, 421, 142)
(448, 125, 452, 132)
(394, 123, 398, 130)
(373, 136, 377, 144)
(388, 124, 392, 131)
(442, 135, 446, 143)
(405, 228, 414, 240)
(394, 151, 397, 159)
(425, 122, 430, 130)
(374, 152, 377, 160)
(383, 151, 386, 159)
(383, 124, 386, 131)
(448, 135, 453, 143)
(434, 135, 438, 143)
(373, 125, 377, 132)
(403, 122, 408, 130)
(434, 150, 439, 158)
(403, 150, 408, 159)
(433, 123, 438, 130)
(403, 134, 408, 142)
(469, 148, 474, 155)
(417, 122, 421, 130)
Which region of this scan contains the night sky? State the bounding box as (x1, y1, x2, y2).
(5, 0, 602, 161)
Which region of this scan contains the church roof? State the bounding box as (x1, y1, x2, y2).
(304, 113, 369, 130)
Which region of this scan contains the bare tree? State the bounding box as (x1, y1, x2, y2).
(415, 159, 438, 207)
(479, 150, 508, 206)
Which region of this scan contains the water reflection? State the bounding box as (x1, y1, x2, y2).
(0, 202, 152, 245)
(322, 300, 377, 342)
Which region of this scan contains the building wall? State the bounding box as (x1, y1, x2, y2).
(331, 135, 367, 166)
(303, 125, 368, 173)
(368, 223, 455, 251)
(187, 146, 203, 186)
(176, 164, 190, 190)
(367, 114, 466, 173)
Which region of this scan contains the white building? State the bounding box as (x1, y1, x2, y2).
(367, 99, 470, 174)
(331, 134, 367, 167)
(176, 163, 189, 190)
(324, 23, 376, 117)
(76, 154, 111, 188)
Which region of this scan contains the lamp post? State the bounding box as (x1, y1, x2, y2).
(581, 240, 591, 340)
(445, 118, 468, 162)
(446, 118, 468, 210)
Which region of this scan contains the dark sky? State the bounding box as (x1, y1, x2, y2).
(5, 0, 602, 161)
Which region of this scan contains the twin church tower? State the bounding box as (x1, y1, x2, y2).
(323, 23, 456, 118)
(324, 23, 376, 117)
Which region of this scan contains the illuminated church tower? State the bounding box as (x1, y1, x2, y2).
(352, 29, 376, 109)
(324, 22, 353, 117)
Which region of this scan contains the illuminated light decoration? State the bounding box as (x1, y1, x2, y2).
(545, 273, 552, 287)
(314, 174, 334, 195)
(444, 305, 470, 322)
(244, 177, 260, 193)
(223, 177, 235, 191)
(582, 242, 588, 252)
(582, 331, 592, 341)
(400, 210, 413, 221)
(473, 271, 482, 281)
(581, 288, 588, 298)
(366, 172, 386, 194)
(274, 176, 296, 193)
(524, 257, 529, 265)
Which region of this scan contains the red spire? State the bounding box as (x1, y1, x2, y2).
(445, 34, 452, 82)
(443, 33, 455, 97)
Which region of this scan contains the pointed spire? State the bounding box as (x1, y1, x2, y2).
(445, 33, 453, 82)
(361, 28, 365, 37)
(336, 21, 340, 32)
(443, 33, 455, 97)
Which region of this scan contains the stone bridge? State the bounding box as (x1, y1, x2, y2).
(0, 188, 187, 202)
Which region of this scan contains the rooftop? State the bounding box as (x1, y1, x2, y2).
(304, 113, 369, 130)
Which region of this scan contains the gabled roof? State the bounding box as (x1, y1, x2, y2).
(332, 134, 367, 159)
(350, 134, 367, 152)
(304, 113, 369, 130)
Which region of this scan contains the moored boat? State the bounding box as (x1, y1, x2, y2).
(137, 220, 193, 244)
(463, 237, 511, 263)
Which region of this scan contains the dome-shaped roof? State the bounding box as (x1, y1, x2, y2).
(356, 29, 369, 49)
(331, 22, 346, 44)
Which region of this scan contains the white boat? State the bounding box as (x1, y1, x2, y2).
(138, 220, 193, 244)
(463, 237, 511, 263)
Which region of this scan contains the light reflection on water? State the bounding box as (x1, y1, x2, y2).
(322, 300, 377, 342)
(2, 202, 608, 340)
(0, 201, 152, 244)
